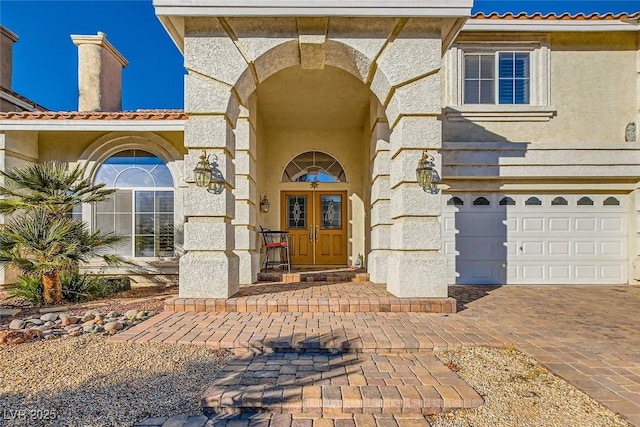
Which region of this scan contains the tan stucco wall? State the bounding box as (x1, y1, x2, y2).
(257, 124, 369, 264)
(37, 131, 185, 163)
(444, 32, 638, 143)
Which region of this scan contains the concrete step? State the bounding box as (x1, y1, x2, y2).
(164, 282, 455, 314)
(201, 351, 482, 416)
(257, 268, 368, 283)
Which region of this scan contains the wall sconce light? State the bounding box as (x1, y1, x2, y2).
(260, 192, 270, 213)
(416, 150, 441, 194)
(194, 151, 226, 195)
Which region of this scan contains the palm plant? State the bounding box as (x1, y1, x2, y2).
(0, 210, 121, 303)
(0, 161, 115, 219)
(0, 161, 121, 304)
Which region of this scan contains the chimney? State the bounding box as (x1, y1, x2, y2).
(0, 26, 19, 89)
(71, 32, 128, 111)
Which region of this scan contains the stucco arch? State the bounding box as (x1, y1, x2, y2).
(230, 38, 392, 126)
(77, 131, 183, 185)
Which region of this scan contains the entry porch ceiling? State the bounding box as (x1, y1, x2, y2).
(257, 65, 370, 130)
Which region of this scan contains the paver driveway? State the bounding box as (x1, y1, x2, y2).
(452, 285, 640, 426)
(112, 284, 640, 426)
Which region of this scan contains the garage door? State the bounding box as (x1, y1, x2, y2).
(442, 194, 628, 285)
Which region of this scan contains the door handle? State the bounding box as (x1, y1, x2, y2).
(309, 227, 313, 241)
(315, 226, 318, 241)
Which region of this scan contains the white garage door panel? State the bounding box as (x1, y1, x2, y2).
(442, 194, 628, 285)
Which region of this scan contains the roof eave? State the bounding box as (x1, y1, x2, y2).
(153, 0, 474, 18)
(0, 120, 186, 132)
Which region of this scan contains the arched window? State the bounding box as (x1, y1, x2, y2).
(94, 150, 174, 258)
(447, 196, 464, 206)
(499, 196, 516, 206)
(473, 196, 490, 206)
(551, 197, 568, 206)
(577, 197, 594, 206)
(525, 197, 542, 206)
(603, 197, 620, 206)
(282, 151, 346, 183)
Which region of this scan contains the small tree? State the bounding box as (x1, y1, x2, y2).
(0, 161, 121, 304)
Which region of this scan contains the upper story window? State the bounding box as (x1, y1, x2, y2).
(444, 35, 554, 122)
(464, 52, 530, 105)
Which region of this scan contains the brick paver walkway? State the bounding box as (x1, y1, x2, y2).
(164, 282, 455, 314)
(115, 284, 640, 426)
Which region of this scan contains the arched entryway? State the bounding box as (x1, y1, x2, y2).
(179, 18, 448, 299)
(254, 65, 371, 269)
(280, 151, 349, 267)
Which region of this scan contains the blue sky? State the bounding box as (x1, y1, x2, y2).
(1, 0, 638, 111)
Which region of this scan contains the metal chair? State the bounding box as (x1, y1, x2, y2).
(259, 226, 291, 272)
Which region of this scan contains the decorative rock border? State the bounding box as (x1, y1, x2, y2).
(0, 309, 157, 345)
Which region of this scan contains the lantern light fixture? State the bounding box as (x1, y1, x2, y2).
(260, 192, 270, 213)
(194, 151, 226, 195)
(416, 150, 440, 194)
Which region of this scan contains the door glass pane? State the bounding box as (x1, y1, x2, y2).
(287, 195, 307, 229)
(321, 195, 342, 229)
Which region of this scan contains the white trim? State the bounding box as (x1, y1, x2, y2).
(0, 92, 38, 112)
(445, 36, 551, 121)
(0, 120, 186, 131)
(443, 105, 556, 122)
(153, 0, 473, 17)
(463, 19, 640, 33)
(156, 16, 185, 53)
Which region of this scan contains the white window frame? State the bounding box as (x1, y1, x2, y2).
(463, 51, 532, 105)
(445, 34, 555, 122)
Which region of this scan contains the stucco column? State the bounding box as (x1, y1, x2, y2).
(373, 20, 447, 298)
(179, 73, 240, 298)
(367, 99, 392, 284)
(233, 102, 260, 284)
(0, 131, 38, 286)
(387, 114, 447, 297)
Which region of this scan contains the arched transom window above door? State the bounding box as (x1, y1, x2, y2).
(282, 151, 346, 183)
(94, 150, 175, 258)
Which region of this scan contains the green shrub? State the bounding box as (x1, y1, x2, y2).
(99, 277, 131, 295)
(61, 272, 131, 302)
(61, 272, 103, 302)
(5, 273, 132, 306)
(7, 275, 44, 306)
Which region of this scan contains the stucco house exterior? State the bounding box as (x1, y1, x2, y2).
(0, 1, 639, 304)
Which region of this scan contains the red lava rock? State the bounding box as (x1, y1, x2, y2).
(0, 329, 41, 345)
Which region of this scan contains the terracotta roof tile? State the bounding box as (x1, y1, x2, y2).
(0, 86, 48, 111)
(0, 110, 188, 121)
(472, 11, 640, 21)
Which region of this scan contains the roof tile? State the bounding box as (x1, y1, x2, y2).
(471, 11, 640, 21)
(0, 86, 48, 111)
(0, 110, 188, 121)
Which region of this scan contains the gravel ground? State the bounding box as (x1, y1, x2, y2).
(0, 335, 231, 427)
(430, 346, 630, 427)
